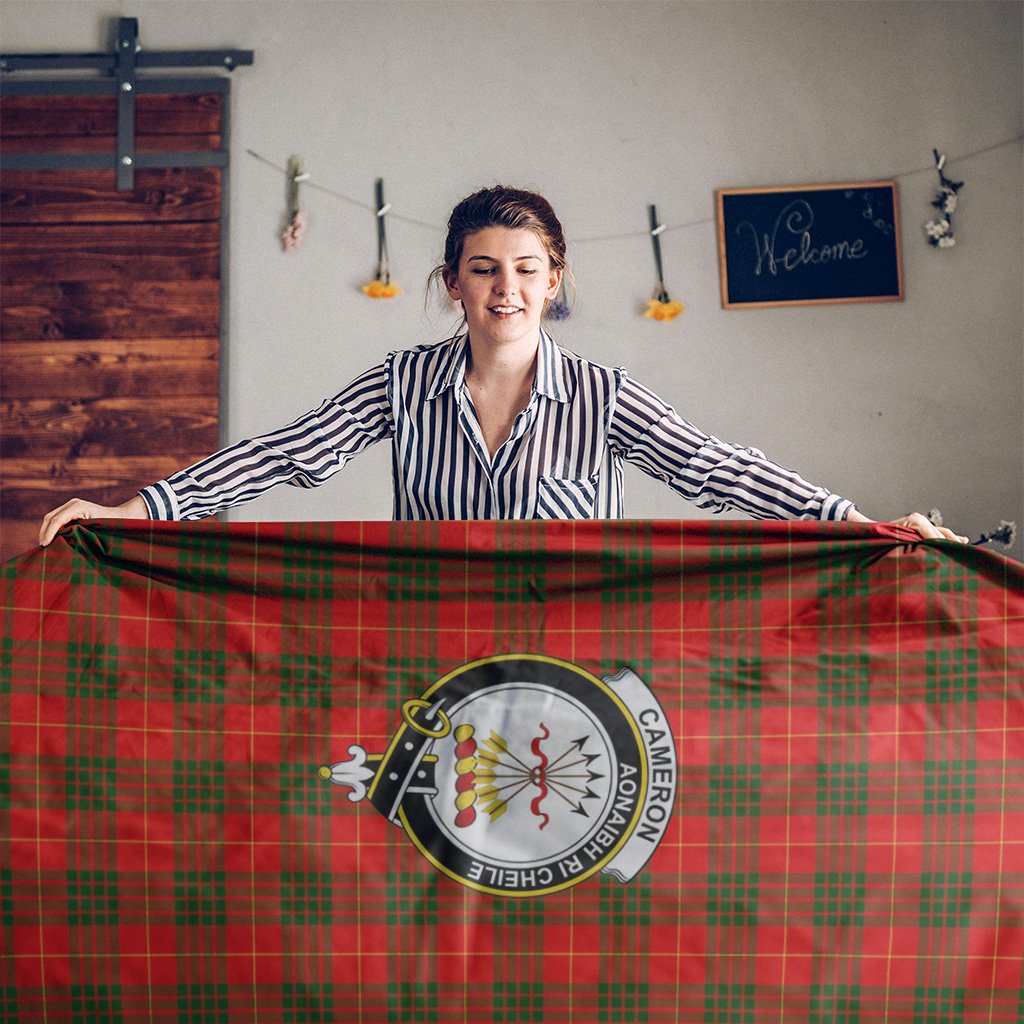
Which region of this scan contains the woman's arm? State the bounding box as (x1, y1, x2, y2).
(846, 508, 968, 543)
(38, 360, 394, 545)
(609, 376, 968, 542)
(39, 494, 148, 547)
(141, 362, 393, 521)
(609, 375, 853, 521)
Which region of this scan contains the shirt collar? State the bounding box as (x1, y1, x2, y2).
(426, 329, 570, 403)
(426, 335, 470, 399)
(535, 328, 571, 403)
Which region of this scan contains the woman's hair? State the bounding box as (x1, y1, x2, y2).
(428, 185, 573, 319)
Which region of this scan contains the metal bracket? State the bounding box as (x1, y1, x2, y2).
(116, 18, 140, 189)
(1, 16, 254, 191)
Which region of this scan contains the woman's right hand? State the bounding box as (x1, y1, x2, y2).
(39, 495, 149, 548)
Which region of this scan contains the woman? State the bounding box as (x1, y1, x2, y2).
(39, 186, 965, 544)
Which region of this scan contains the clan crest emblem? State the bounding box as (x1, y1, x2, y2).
(319, 655, 677, 897)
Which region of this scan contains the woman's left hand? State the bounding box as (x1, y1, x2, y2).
(848, 509, 969, 543)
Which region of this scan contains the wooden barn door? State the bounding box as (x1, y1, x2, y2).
(0, 21, 250, 562)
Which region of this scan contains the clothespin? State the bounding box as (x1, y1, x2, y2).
(287, 156, 310, 218)
(932, 149, 964, 192)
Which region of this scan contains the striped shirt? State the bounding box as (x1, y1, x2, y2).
(139, 331, 854, 522)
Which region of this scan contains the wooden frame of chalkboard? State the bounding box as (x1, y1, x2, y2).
(716, 181, 904, 309)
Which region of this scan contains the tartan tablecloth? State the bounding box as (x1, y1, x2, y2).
(2, 519, 1022, 1023)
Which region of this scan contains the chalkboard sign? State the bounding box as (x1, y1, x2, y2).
(716, 181, 904, 309)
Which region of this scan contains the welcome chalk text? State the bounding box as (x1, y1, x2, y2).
(736, 199, 868, 277)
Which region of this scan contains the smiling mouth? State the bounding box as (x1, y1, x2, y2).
(489, 306, 523, 315)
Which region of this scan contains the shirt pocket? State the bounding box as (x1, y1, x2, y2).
(535, 475, 599, 519)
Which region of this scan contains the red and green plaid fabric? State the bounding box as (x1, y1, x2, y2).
(2, 519, 1022, 1023)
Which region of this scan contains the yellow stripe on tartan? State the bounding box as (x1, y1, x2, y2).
(461, 520, 471, 1024)
(249, 527, 261, 1022)
(33, 547, 49, 1024)
(357, 520, 364, 1023)
(778, 523, 794, 1020)
(9, 947, 1024, 961)
(883, 539, 903, 1023)
(143, 530, 155, 1021)
(569, 521, 577, 1024)
(673, 521, 686, 1024)
(987, 559, 1012, 1024)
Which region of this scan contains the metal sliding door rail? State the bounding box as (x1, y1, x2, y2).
(1, 17, 252, 188)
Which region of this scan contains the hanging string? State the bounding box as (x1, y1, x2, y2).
(247, 148, 439, 231)
(246, 132, 1023, 245)
(888, 134, 1021, 183)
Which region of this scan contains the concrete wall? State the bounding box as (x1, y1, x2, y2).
(4, 0, 1022, 554)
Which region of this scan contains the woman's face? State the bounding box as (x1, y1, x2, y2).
(445, 227, 561, 350)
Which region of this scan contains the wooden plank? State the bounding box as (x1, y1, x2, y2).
(1, 279, 219, 340)
(1, 223, 220, 283)
(1, 339, 219, 398)
(1, 396, 218, 458)
(2, 456, 199, 519)
(0, 94, 116, 138)
(1, 168, 222, 224)
(0, 94, 223, 137)
(1, 519, 45, 564)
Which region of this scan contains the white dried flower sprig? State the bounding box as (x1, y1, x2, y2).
(974, 521, 1017, 548)
(932, 510, 1016, 548)
(925, 218, 955, 248)
(925, 150, 963, 249)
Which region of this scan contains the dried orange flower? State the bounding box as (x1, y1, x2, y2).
(644, 299, 685, 322)
(361, 280, 403, 299)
